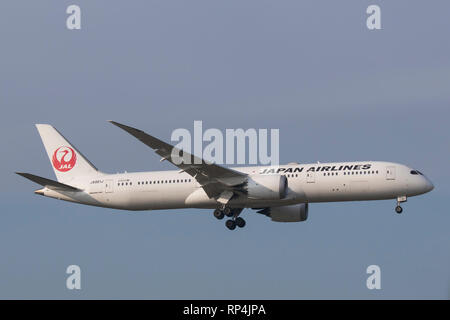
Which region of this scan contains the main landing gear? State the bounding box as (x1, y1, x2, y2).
(395, 196, 407, 214)
(213, 207, 245, 230)
(213, 209, 225, 220)
(225, 217, 246, 230)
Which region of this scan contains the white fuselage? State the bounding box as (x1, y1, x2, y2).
(37, 161, 434, 211)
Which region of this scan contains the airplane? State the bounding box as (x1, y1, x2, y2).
(16, 121, 434, 230)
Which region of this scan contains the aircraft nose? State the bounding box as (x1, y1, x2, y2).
(423, 177, 434, 193)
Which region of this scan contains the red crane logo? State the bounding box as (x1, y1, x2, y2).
(52, 146, 77, 172)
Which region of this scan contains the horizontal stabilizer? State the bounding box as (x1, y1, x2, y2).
(15, 172, 81, 192)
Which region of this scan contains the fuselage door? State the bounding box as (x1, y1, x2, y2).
(105, 179, 114, 193)
(306, 171, 315, 183)
(386, 166, 396, 180)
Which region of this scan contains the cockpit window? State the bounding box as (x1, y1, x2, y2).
(410, 170, 423, 175)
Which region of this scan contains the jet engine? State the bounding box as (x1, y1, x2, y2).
(258, 203, 309, 222)
(245, 174, 288, 200)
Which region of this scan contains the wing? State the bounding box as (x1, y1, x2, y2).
(109, 121, 247, 201)
(16, 172, 81, 192)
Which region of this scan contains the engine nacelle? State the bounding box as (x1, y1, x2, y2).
(269, 203, 309, 222)
(246, 174, 288, 200)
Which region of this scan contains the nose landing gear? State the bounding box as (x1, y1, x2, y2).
(395, 196, 407, 214)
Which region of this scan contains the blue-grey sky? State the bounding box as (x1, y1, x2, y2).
(1, 0, 449, 299)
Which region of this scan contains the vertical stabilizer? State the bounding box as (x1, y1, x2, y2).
(35, 124, 98, 182)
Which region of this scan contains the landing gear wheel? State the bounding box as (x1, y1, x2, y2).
(225, 219, 236, 230)
(235, 217, 246, 228)
(395, 206, 403, 214)
(213, 209, 224, 220)
(223, 207, 233, 217)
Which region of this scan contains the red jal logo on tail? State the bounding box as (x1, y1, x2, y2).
(52, 146, 77, 172)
